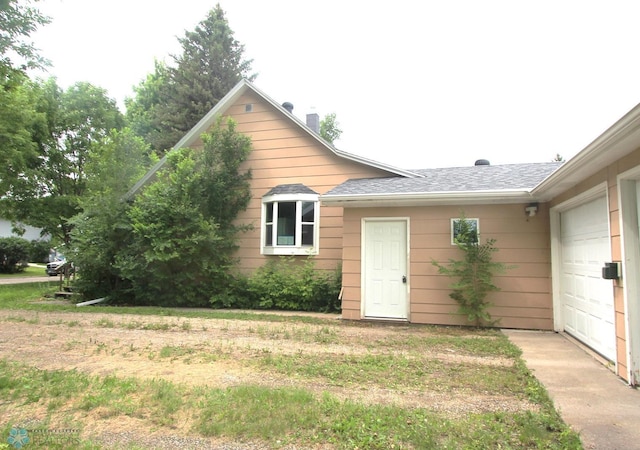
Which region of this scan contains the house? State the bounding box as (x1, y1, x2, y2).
(0, 218, 48, 241)
(323, 102, 640, 386)
(132, 78, 640, 385)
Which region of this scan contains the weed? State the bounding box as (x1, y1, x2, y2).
(94, 318, 115, 328)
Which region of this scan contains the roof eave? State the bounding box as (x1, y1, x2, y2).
(321, 190, 536, 207)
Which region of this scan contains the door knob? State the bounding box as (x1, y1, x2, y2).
(402, 275, 407, 283)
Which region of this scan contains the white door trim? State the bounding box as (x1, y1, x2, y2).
(618, 165, 640, 384)
(360, 217, 410, 321)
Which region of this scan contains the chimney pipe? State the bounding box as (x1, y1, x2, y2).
(306, 113, 320, 134)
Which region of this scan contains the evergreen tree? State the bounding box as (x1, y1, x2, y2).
(127, 4, 255, 153)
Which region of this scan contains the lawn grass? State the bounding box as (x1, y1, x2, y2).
(0, 358, 581, 449)
(0, 282, 583, 448)
(0, 264, 49, 278)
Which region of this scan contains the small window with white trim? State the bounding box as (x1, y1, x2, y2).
(262, 184, 319, 255)
(451, 218, 479, 245)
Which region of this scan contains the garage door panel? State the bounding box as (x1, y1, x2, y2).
(560, 195, 616, 361)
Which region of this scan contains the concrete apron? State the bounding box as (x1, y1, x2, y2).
(503, 329, 640, 450)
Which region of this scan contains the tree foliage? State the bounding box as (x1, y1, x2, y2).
(126, 4, 255, 153)
(124, 59, 169, 151)
(432, 214, 510, 326)
(0, 68, 42, 197)
(320, 112, 342, 145)
(113, 118, 252, 307)
(3, 78, 124, 244)
(69, 129, 154, 300)
(0, 0, 50, 71)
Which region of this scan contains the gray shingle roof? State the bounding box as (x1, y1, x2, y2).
(264, 183, 318, 196)
(323, 162, 562, 197)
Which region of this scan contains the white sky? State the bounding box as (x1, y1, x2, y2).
(30, 0, 640, 170)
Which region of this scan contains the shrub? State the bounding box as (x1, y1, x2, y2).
(0, 237, 30, 273)
(29, 240, 51, 263)
(237, 256, 341, 313)
(432, 214, 511, 326)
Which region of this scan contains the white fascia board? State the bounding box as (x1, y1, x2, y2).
(532, 102, 640, 201)
(321, 190, 535, 207)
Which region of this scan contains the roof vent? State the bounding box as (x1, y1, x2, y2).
(282, 102, 294, 113)
(474, 159, 490, 166)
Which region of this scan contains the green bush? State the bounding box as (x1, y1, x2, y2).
(0, 237, 30, 273)
(234, 256, 341, 313)
(29, 240, 51, 263)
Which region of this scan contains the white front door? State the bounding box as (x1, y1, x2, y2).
(363, 219, 408, 319)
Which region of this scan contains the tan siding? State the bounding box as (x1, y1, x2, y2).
(341, 203, 553, 329)
(186, 92, 396, 275)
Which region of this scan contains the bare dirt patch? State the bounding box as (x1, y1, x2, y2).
(0, 309, 535, 448)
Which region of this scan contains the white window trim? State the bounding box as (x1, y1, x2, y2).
(450, 217, 480, 245)
(261, 193, 319, 255)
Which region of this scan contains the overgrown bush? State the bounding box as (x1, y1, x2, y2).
(224, 256, 342, 313)
(432, 214, 510, 326)
(111, 118, 252, 307)
(0, 237, 30, 273)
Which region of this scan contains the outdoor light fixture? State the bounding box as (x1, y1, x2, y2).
(525, 203, 539, 217)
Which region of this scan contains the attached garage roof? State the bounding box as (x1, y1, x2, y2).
(321, 162, 562, 206)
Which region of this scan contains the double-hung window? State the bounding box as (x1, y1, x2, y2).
(262, 184, 319, 255)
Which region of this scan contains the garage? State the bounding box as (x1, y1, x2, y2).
(559, 195, 616, 361)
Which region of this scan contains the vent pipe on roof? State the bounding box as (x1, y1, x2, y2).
(475, 159, 490, 166)
(282, 102, 294, 113)
(306, 113, 320, 134)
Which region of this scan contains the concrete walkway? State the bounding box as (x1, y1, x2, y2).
(504, 329, 640, 450)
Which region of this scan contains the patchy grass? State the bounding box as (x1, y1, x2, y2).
(0, 283, 582, 448)
(0, 356, 581, 449)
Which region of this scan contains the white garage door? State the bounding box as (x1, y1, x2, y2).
(560, 195, 616, 361)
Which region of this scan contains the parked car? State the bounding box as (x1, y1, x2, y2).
(46, 259, 66, 276)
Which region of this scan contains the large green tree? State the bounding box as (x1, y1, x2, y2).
(4, 78, 124, 244)
(0, 68, 43, 198)
(0, 0, 50, 71)
(124, 59, 169, 152)
(114, 117, 252, 307)
(126, 4, 254, 153)
(69, 128, 153, 300)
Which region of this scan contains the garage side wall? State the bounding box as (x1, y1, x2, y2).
(341, 203, 553, 329)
